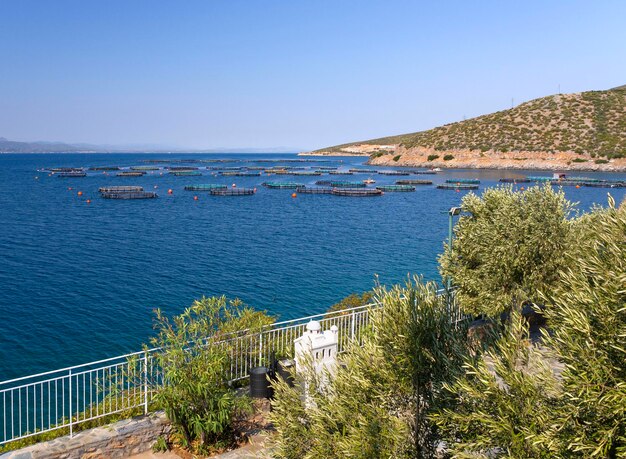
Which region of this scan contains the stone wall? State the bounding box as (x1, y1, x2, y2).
(0, 412, 170, 459)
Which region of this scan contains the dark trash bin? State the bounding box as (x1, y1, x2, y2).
(276, 359, 295, 387)
(250, 366, 272, 399)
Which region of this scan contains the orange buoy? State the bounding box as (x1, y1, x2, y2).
(291, 193, 297, 198)
(86, 199, 91, 204)
(193, 196, 198, 201)
(455, 189, 460, 193)
(77, 191, 83, 196)
(575, 185, 580, 189)
(520, 187, 525, 191)
(167, 189, 173, 194)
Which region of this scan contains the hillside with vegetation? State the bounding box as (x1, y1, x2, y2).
(307, 85, 626, 170)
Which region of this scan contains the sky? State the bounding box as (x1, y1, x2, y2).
(0, 0, 624, 151)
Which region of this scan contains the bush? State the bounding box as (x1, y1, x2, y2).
(151, 297, 273, 453)
(572, 158, 588, 162)
(270, 279, 471, 458)
(443, 154, 454, 161)
(439, 185, 573, 317)
(393, 154, 401, 162)
(427, 154, 440, 161)
(595, 159, 609, 164)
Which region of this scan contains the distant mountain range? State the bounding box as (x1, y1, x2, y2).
(307, 85, 626, 171)
(0, 137, 299, 154)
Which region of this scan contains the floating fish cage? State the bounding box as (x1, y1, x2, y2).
(291, 171, 322, 176)
(583, 182, 626, 188)
(330, 181, 366, 188)
(101, 191, 158, 199)
(220, 171, 261, 177)
(437, 184, 479, 190)
(169, 166, 199, 171)
(499, 178, 531, 183)
(117, 171, 146, 177)
(295, 186, 334, 194)
(378, 171, 410, 176)
(262, 182, 304, 189)
(57, 172, 86, 177)
(169, 171, 202, 176)
(317, 167, 338, 171)
(184, 184, 227, 191)
(349, 169, 373, 173)
(328, 171, 353, 175)
(315, 180, 333, 186)
(445, 179, 480, 184)
(395, 179, 433, 185)
(209, 188, 256, 196)
(332, 188, 383, 197)
(527, 176, 552, 182)
(246, 166, 266, 170)
(376, 185, 416, 192)
(130, 166, 160, 171)
(89, 166, 120, 171)
(414, 170, 437, 175)
(50, 168, 84, 173)
(99, 186, 144, 193)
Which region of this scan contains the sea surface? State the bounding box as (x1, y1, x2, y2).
(1, 153, 624, 380)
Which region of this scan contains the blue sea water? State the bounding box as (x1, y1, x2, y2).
(0, 153, 624, 380)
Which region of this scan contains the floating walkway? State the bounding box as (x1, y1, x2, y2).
(437, 184, 479, 190)
(210, 188, 256, 196)
(101, 191, 158, 199)
(376, 185, 416, 192)
(395, 179, 433, 185)
(332, 188, 383, 197)
(446, 179, 480, 184)
(262, 182, 304, 189)
(99, 186, 144, 193)
(117, 171, 146, 177)
(184, 184, 228, 191)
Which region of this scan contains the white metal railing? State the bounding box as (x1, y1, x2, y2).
(0, 290, 464, 446)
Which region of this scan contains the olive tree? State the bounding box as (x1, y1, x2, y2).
(439, 185, 573, 317)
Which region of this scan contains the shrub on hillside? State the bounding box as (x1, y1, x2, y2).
(427, 154, 440, 161)
(443, 154, 454, 161)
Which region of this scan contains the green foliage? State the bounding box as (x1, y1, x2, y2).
(595, 158, 609, 164)
(370, 151, 386, 159)
(270, 278, 471, 459)
(326, 291, 373, 314)
(443, 154, 455, 161)
(393, 154, 402, 162)
(150, 296, 273, 452)
(427, 154, 440, 161)
(152, 435, 170, 452)
(571, 157, 588, 162)
(439, 185, 573, 317)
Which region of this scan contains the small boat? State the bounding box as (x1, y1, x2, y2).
(363, 178, 376, 184)
(432, 168, 442, 172)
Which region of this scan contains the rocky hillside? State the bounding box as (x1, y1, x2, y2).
(308, 85, 626, 171)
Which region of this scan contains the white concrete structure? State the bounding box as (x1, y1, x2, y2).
(294, 320, 339, 377)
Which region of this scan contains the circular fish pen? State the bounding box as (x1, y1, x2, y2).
(437, 184, 479, 190)
(332, 188, 383, 197)
(101, 191, 158, 199)
(349, 169, 373, 173)
(583, 181, 626, 188)
(184, 184, 228, 191)
(209, 188, 256, 196)
(295, 186, 334, 194)
(446, 179, 480, 184)
(395, 179, 433, 185)
(329, 171, 353, 175)
(57, 172, 86, 177)
(376, 185, 416, 192)
(130, 166, 160, 171)
(414, 170, 437, 175)
(99, 186, 144, 193)
(117, 171, 146, 177)
(169, 171, 202, 176)
(499, 178, 531, 183)
(378, 171, 410, 176)
(220, 171, 261, 177)
(90, 166, 120, 171)
(169, 166, 199, 171)
(262, 182, 304, 189)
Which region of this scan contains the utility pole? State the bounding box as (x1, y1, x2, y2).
(511, 97, 514, 108)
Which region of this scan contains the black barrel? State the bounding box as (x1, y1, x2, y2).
(276, 359, 295, 387)
(250, 366, 271, 399)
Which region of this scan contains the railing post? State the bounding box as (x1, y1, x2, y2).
(68, 369, 73, 438)
(258, 327, 263, 367)
(143, 351, 149, 415)
(350, 311, 356, 342)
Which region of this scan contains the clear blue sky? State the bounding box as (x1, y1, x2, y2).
(1, 0, 624, 150)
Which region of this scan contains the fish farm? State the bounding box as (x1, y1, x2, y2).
(329, 181, 366, 188)
(184, 184, 228, 191)
(99, 186, 144, 193)
(262, 182, 304, 189)
(295, 187, 334, 194)
(378, 171, 410, 176)
(332, 188, 383, 197)
(220, 171, 261, 177)
(499, 178, 531, 183)
(414, 170, 437, 175)
(395, 179, 433, 185)
(349, 169, 373, 173)
(89, 166, 120, 171)
(130, 166, 160, 171)
(437, 184, 479, 190)
(169, 171, 202, 176)
(328, 171, 353, 175)
(209, 188, 256, 196)
(445, 179, 481, 184)
(57, 171, 86, 177)
(101, 191, 158, 199)
(376, 185, 416, 192)
(169, 166, 199, 171)
(117, 171, 146, 177)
